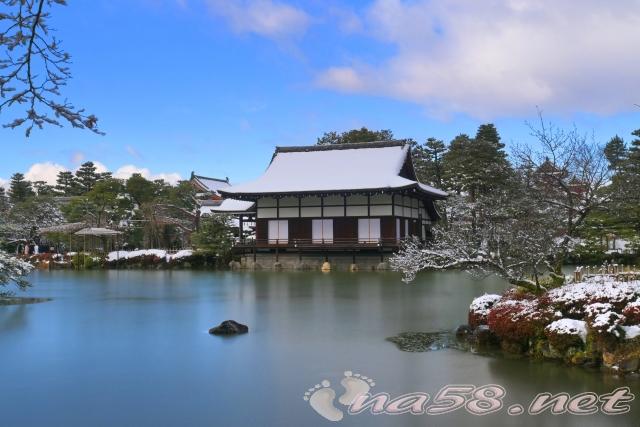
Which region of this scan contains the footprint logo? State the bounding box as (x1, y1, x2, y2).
(338, 371, 375, 406)
(303, 371, 376, 422)
(303, 380, 344, 422)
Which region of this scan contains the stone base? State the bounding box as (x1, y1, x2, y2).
(239, 252, 393, 271)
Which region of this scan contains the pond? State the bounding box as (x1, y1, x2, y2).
(0, 270, 638, 427)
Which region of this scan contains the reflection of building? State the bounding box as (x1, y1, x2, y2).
(219, 141, 447, 269)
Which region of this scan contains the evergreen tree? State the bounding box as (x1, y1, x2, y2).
(604, 135, 627, 171)
(8, 173, 34, 203)
(316, 127, 394, 145)
(629, 129, 640, 167)
(33, 181, 55, 196)
(75, 161, 99, 194)
(126, 173, 156, 205)
(0, 187, 8, 212)
(475, 123, 505, 150)
(414, 138, 447, 187)
(55, 171, 79, 195)
(99, 171, 113, 181)
(443, 126, 511, 197)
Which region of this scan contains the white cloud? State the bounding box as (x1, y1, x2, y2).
(317, 0, 640, 118)
(24, 162, 67, 185)
(113, 165, 182, 185)
(4, 162, 182, 188)
(91, 161, 109, 174)
(207, 0, 310, 39)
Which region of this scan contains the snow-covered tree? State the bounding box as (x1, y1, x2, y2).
(391, 184, 558, 291)
(392, 118, 608, 289)
(0, 250, 33, 297)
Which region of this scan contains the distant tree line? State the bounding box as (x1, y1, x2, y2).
(0, 161, 197, 250)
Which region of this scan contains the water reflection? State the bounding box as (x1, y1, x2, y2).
(0, 270, 638, 427)
(0, 304, 28, 332)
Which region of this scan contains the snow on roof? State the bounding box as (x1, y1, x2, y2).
(220, 141, 448, 198)
(74, 227, 123, 236)
(191, 173, 230, 194)
(200, 199, 255, 214)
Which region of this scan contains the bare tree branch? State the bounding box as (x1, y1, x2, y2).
(0, 0, 103, 136)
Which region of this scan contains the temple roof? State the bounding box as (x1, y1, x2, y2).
(190, 172, 230, 194)
(220, 141, 448, 199)
(200, 199, 255, 214)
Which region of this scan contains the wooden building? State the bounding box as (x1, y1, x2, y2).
(190, 172, 255, 217)
(219, 141, 447, 262)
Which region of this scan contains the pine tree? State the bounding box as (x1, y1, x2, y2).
(0, 187, 8, 212)
(475, 123, 505, 150)
(8, 173, 34, 203)
(414, 138, 447, 187)
(55, 171, 79, 195)
(316, 127, 394, 145)
(443, 127, 511, 197)
(604, 135, 627, 172)
(75, 161, 99, 194)
(33, 181, 55, 196)
(629, 129, 640, 167)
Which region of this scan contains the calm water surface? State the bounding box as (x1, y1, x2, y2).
(0, 270, 638, 427)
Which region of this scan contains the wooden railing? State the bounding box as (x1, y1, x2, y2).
(233, 237, 403, 250)
(574, 263, 640, 282)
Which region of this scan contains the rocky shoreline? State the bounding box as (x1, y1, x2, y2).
(461, 276, 640, 374)
(22, 250, 221, 270)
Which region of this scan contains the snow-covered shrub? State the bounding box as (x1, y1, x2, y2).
(542, 278, 640, 316)
(622, 301, 640, 325)
(589, 311, 626, 337)
(468, 294, 501, 328)
(487, 298, 557, 346)
(544, 319, 587, 352)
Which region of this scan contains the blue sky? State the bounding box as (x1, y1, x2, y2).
(1, 0, 639, 188)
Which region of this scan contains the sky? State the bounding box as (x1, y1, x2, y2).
(1, 0, 639, 189)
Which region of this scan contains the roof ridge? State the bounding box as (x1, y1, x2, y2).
(192, 173, 229, 183)
(275, 140, 409, 153)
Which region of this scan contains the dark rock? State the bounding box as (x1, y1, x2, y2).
(209, 320, 249, 335)
(455, 324, 472, 339)
(470, 325, 500, 348)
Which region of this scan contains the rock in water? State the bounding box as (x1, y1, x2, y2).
(209, 320, 249, 335)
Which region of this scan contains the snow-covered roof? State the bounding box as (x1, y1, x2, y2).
(200, 199, 255, 214)
(190, 173, 230, 194)
(220, 141, 448, 199)
(74, 227, 123, 236)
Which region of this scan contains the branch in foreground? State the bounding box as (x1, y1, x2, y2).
(0, 250, 33, 296)
(0, 0, 102, 136)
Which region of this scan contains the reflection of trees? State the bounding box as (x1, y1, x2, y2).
(0, 305, 27, 332)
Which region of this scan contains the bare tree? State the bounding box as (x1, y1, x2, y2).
(391, 189, 558, 292)
(0, 0, 101, 136)
(513, 113, 610, 269)
(392, 116, 610, 289)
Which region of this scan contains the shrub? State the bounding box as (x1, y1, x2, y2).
(487, 298, 557, 346)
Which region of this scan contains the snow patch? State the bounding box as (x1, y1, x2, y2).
(546, 319, 588, 343)
(107, 249, 193, 262)
(469, 294, 502, 317)
(622, 325, 640, 340)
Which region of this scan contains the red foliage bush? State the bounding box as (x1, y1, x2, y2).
(622, 302, 640, 325)
(487, 299, 556, 344)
